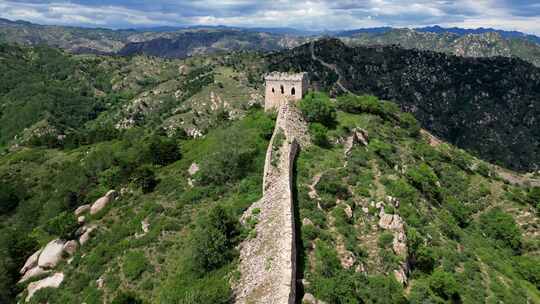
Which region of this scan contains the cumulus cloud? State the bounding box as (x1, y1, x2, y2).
(0, 0, 538, 35)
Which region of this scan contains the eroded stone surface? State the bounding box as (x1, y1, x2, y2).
(90, 190, 117, 215)
(235, 102, 308, 304)
(377, 204, 409, 285)
(20, 249, 42, 275)
(74, 204, 90, 216)
(38, 239, 65, 269)
(19, 267, 50, 284)
(26, 272, 64, 302)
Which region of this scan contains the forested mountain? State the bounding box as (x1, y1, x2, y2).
(1, 17, 540, 66)
(267, 38, 540, 172)
(342, 29, 540, 67)
(0, 40, 539, 304)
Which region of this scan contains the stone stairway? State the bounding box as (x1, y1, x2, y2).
(234, 102, 308, 304)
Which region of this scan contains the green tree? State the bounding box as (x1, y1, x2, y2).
(299, 92, 336, 127)
(479, 208, 522, 253)
(191, 206, 239, 273)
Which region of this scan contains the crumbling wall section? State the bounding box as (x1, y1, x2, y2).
(235, 101, 308, 304)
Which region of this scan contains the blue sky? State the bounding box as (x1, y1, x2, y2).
(0, 0, 539, 35)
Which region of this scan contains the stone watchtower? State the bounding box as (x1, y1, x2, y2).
(264, 72, 308, 111)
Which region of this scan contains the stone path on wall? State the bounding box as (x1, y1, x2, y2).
(310, 41, 351, 95)
(234, 102, 309, 304)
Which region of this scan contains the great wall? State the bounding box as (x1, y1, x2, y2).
(234, 100, 309, 304)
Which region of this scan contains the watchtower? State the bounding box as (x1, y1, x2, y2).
(264, 72, 308, 111)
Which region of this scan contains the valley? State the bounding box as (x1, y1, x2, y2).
(0, 15, 539, 304)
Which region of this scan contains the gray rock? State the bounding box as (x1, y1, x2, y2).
(20, 249, 42, 274)
(26, 272, 64, 302)
(90, 190, 117, 215)
(19, 266, 50, 283)
(74, 204, 90, 216)
(38, 239, 65, 269)
(62, 240, 78, 256)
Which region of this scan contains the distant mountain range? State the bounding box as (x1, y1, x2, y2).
(0, 17, 539, 66)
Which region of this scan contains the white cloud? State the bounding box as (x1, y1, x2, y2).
(0, 0, 538, 35)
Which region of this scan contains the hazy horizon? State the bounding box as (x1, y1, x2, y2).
(0, 0, 539, 35)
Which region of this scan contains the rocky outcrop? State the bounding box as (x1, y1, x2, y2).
(343, 128, 368, 156)
(235, 101, 309, 304)
(19, 267, 50, 284)
(62, 240, 78, 256)
(90, 190, 117, 215)
(74, 204, 90, 216)
(377, 197, 409, 285)
(79, 225, 97, 245)
(20, 249, 42, 275)
(38, 239, 65, 269)
(26, 272, 64, 302)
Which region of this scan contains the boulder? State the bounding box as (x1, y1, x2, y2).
(74, 204, 90, 216)
(302, 293, 327, 304)
(302, 218, 314, 226)
(38, 239, 65, 269)
(79, 225, 97, 245)
(77, 215, 85, 224)
(62, 240, 78, 256)
(90, 190, 117, 215)
(26, 272, 64, 302)
(343, 204, 353, 219)
(20, 249, 42, 274)
(19, 267, 50, 284)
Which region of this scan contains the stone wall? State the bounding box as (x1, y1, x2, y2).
(234, 101, 309, 304)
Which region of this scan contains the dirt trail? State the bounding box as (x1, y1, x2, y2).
(310, 41, 351, 94)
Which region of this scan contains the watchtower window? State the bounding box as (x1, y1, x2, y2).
(272, 87, 275, 93)
(291, 87, 296, 95)
(280, 85, 284, 94)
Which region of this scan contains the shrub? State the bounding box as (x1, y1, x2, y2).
(111, 291, 143, 304)
(123, 251, 150, 281)
(316, 170, 350, 200)
(132, 165, 157, 194)
(429, 269, 460, 301)
(479, 208, 522, 253)
(299, 92, 336, 127)
(378, 232, 394, 249)
(191, 206, 239, 273)
(141, 135, 181, 166)
(406, 163, 441, 202)
(399, 112, 420, 136)
(0, 182, 19, 215)
(336, 94, 380, 114)
(198, 127, 259, 186)
(309, 123, 330, 147)
(44, 211, 79, 239)
(515, 256, 540, 289)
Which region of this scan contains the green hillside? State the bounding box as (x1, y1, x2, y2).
(0, 42, 539, 304)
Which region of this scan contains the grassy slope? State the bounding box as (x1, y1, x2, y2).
(296, 98, 540, 303)
(2, 109, 272, 304)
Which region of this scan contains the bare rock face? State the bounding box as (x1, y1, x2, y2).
(79, 225, 97, 245)
(74, 204, 90, 216)
(26, 272, 64, 302)
(19, 267, 50, 283)
(90, 190, 117, 215)
(378, 205, 409, 285)
(343, 128, 369, 156)
(20, 249, 42, 274)
(38, 240, 65, 269)
(62, 240, 78, 256)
